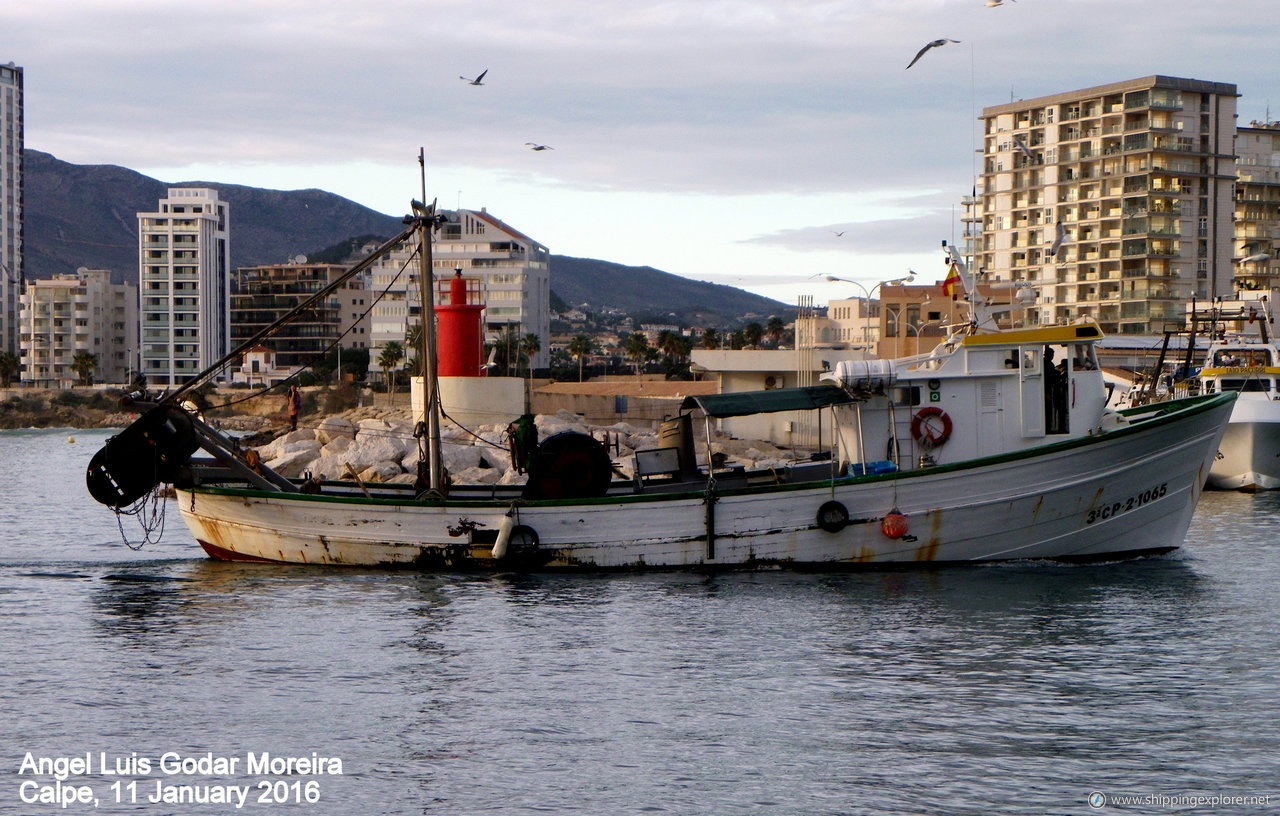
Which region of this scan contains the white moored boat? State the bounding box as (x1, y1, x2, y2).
(1192, 296, 1280, 491)
(86, 216, 1234, 569)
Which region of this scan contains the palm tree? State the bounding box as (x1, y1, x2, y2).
(700, 328, 720, 350)
(378, 341, 404, 397)
(71, 351, 99, 386)
(623, 332, 651, 376)
(655, 330, 687, 363)
(567, 334, 595, 382)
(0, 351, 19, 387)
(488, 325, 522, 376)
(743, 321, 764, 349)
(519, 333, 541, 378)
(765, 317, 786, 348)
(656, 330, 677, 360)
(404, 323, 422, 376)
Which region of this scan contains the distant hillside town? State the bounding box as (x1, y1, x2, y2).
(1, 70, 1279, 394)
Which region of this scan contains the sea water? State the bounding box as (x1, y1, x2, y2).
(1, 428, 1277, 815)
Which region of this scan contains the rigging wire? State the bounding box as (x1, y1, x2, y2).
(206, 248, 421, 412)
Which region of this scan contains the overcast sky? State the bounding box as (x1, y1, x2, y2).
(7, 0, 1280, 305)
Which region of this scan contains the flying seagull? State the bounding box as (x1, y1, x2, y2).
(460, 69, 488, 85)
(985, 0, 1016, 6)
(1011, 134, 1037, 162)
(1046, 220, 1068, 257)
(906, 39, 960, 70)
(833, 230, 846, 237)
(525, 143, 554, 151)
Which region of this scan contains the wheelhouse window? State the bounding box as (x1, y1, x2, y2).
(1218, 379, 1271, 393)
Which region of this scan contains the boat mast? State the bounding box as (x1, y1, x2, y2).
(414, 150, 445, 493)
(942, 241, 987, 331)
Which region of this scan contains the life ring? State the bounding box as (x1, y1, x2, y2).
(507, 525, 539, 557)
(816, 500, 849, 533)
(910, 407, 952, 448)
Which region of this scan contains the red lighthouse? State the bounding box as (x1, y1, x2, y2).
(434, 270, 487, 377)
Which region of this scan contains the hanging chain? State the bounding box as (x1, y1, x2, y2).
(112, 485, 168, 551)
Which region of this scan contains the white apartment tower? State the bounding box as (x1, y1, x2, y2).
(369, 208, 550, 370)
(137, 188, 230, 387)
(19, 268, 138, 386)
(0, 62, 22, 357)
(1232, 122, 1280, 298)
(978, 76, 1238, 335)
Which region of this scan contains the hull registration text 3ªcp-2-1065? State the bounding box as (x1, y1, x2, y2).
(1086, 483, 1168, 525)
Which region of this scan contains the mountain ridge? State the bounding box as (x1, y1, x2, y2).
(21, 149, 789, 325)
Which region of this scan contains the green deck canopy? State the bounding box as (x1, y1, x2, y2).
(680, 385, 856, 418)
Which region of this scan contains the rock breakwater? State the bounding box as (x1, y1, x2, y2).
(254, 406, 803, 486)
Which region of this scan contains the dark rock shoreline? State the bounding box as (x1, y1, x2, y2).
(0, 393, 280, 432)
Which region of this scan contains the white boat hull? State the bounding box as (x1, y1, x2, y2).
(177, 395, 1233, 569)
(1206, 398, 1280, 491)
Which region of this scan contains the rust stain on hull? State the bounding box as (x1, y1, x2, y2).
(915, 510, 942, 562)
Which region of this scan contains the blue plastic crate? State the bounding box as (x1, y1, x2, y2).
(848, 460, 897, 477)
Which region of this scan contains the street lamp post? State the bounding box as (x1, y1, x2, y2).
(817, 272, 916, 349)
(880, 307, 922, 357)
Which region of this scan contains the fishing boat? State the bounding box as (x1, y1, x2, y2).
(85, 209, 1234, 569)
(1190, 296, 1280, 490)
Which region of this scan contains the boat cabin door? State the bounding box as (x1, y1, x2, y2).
(1018, 346, 1046, 438)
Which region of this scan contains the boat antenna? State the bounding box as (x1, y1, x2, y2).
(419, 147, 428, 206)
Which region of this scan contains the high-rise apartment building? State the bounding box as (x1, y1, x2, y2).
(1233, 121, 1280, 297)
(368, 208, 550, 370)
(230, 259, 371, 373)
(137, 188, 230, 387)
(18, 268, 137, 386)
(977, 76, 1238, 335)
(0, 62, 22, 357)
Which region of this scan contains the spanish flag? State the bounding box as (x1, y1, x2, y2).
(942, 264, 963, 297)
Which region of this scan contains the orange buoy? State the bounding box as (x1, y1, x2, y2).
(881, 509, 909, 539)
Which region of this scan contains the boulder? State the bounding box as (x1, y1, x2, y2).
(386, 417, 416, 438)
(498, 468, 529, 485)
(279, 439, 323, 457)
(359, 461, 404, 482)
(265, 448, 322, 479)
(321, 435, 353, 456)
(626, 432, 659, 451)
(346, 433, 410, 470)
(315, 416, 356, 443)
(535, 410, 590, 439)
(355, 418, 394, 437)
(450, 466, 503, 485)
(606, 421, 645, 437)
(307, 453, 351, 481)
(478, 446, 512, 473)
(440, 443, 483, 473)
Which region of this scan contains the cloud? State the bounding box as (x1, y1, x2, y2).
(7, 0, 1280, 304)
(741, 190, 963, 254)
